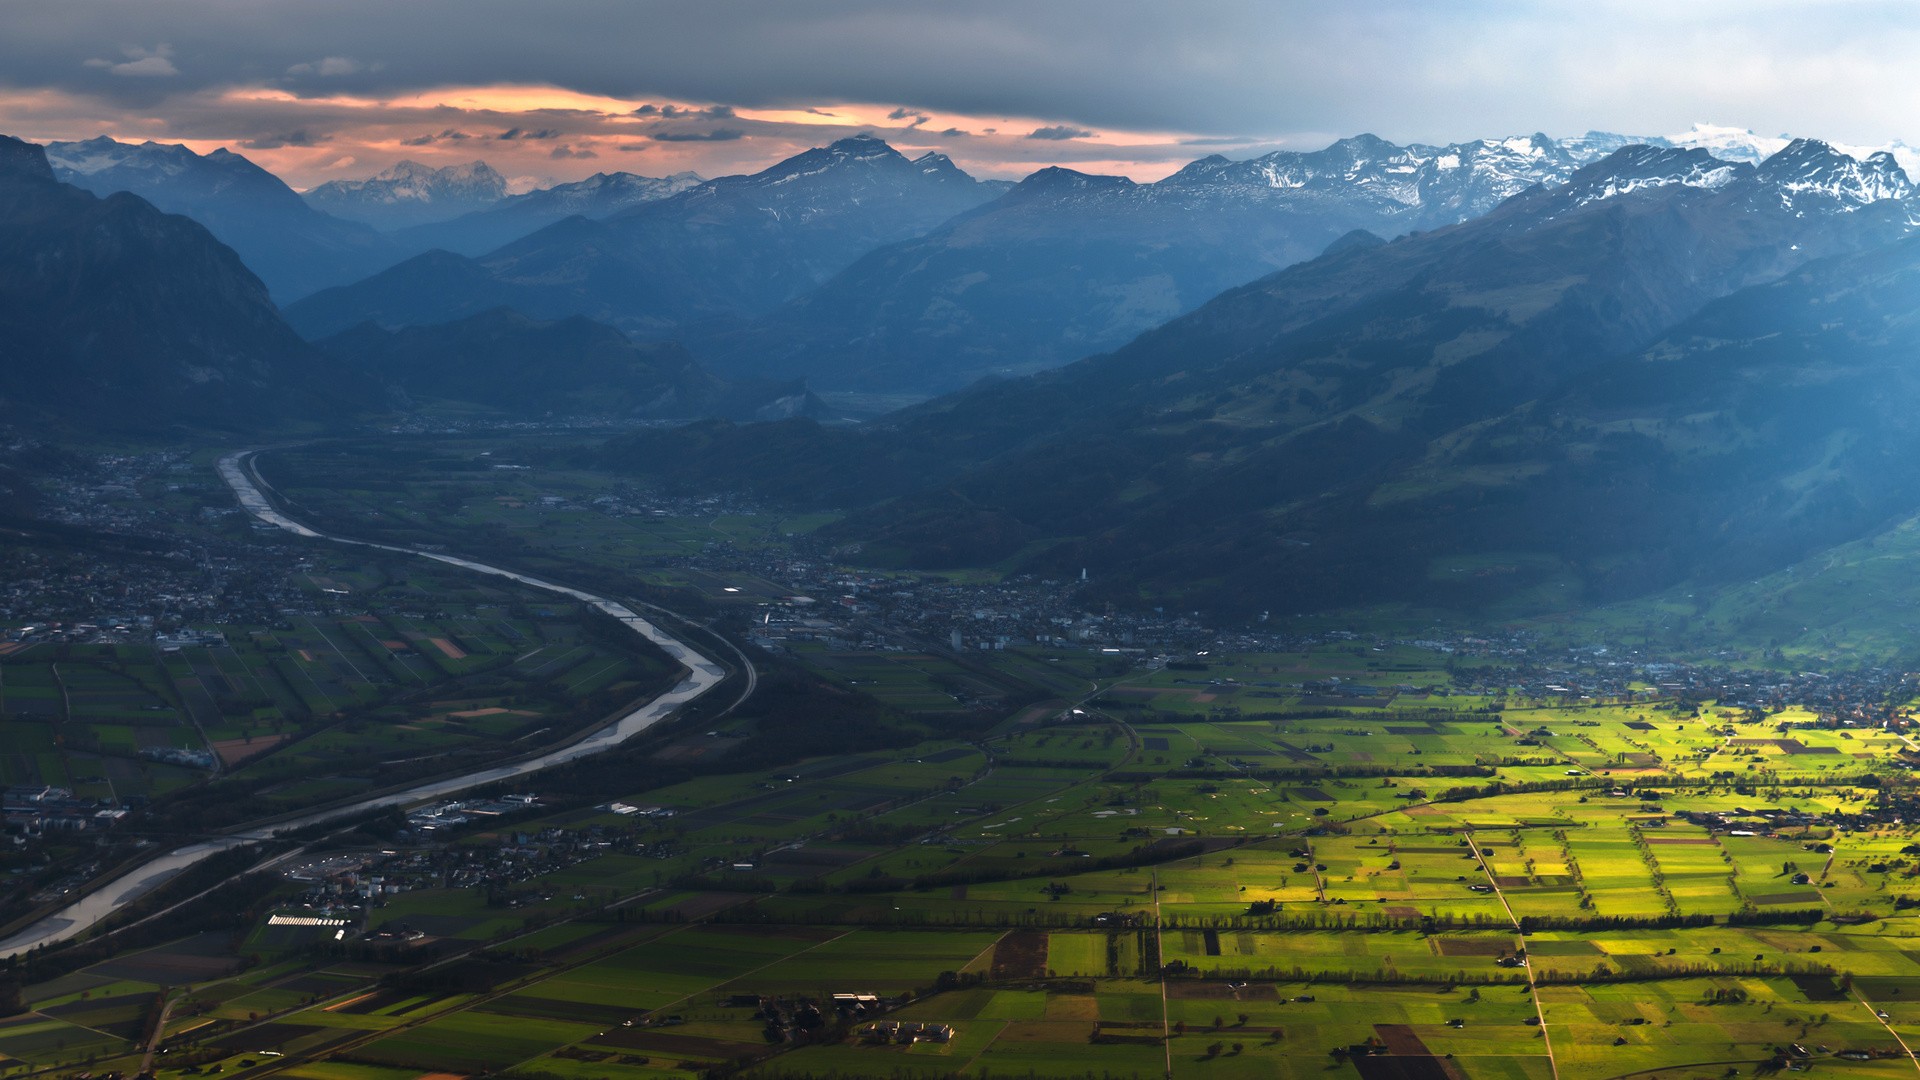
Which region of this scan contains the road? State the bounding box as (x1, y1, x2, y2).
(1470, 836, 1561, 1080)
(0, 449, 731, 959)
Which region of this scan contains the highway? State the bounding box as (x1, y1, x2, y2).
(0, 449, 729, 958)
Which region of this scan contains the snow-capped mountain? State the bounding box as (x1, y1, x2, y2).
(649, 135, 998, 221)
(687, 132, 1920, 395)
(1542, 139, 1915, 222)
(1556, 145, 1747, 207)
(1667, 122, 1920, 181)
(304, 160, 511, 230)
(48, 136, 296, 203)
(1149, 131, 1670, 229)
(1664, 123, 1786, 165)
(1749, 138, 1915, 209)
(512, 169, 704, 215)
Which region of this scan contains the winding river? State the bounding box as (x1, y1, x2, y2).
(0, 450, 726, 958)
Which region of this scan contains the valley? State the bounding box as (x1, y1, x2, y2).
(8, 15, 1920, 1076)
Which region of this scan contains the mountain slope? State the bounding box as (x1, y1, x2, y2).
(316, 307, 820, 420)
(283, 136, 1008, 339)
(606, 140, 1920, 616)
(0, 136, 366, 431)
(46, 136, 403, 301)
(388, 170, 705, 256)
(684, 132, 1687, 394)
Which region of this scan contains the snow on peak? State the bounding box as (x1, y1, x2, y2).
(1562, 145, 1745, 206)
(1753, 138, 1914, 206)
(1667, 123, 1789, 165)
(317, 159, 509, 204)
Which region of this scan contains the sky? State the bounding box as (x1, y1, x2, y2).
(6, 1, 1920, 189)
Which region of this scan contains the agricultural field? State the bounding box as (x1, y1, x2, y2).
(17, 684, 1920, 1080)
(16, 439, 1920, 1080)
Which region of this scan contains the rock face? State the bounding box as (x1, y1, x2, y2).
(46, 136, 402, 301)
(0, 135, 365, 431)
(282, 136, 1008, 340)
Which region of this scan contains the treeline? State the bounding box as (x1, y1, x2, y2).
(1107, 764, 1498, 783)
(1157, 958, 1837, 987)
(695, 903, 1833, 934)
(839, 840, 1213, 895)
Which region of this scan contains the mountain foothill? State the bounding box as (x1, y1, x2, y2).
(11, 123, 1920, 629)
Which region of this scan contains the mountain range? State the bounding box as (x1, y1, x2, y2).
(602, 138, 1920, 623)
(288, 126, 1915, 398)
(0, 135, 810, 431)
(46, 136, 400, 302)
(681, 132, 1650, 394)
(24, 121, 1920, 637)
(303, 159, 512, 230)
(388, 169, 706, 256)
(283, 135, 1011, 340)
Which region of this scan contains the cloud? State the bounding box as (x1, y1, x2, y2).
(635, 103, 736, 120)
(1178, 135, 1259, 146)
(549, 144, 597, 158)
(497, 126, 561, 140)
(287, 56, 362, 77)
(240, 129, 328, 149)
(888, 107, 931, 127)
(400, 127, 472, 145)
(938, 127, 969, 138)
(1027, 125, 1095, 140)
(650, 128, 744, 142)
(85, 44, 176, 78)
(33, 1, 1920, 190)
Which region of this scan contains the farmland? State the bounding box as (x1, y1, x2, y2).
(13, 672, 1920, 1079)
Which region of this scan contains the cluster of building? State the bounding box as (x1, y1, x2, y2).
(404, 793, 541, 832)
(857, 1019, 956, 1044)
(2, 783, 128, 835)
(280, 816, 667, 904)
(1, 449, 327, 642)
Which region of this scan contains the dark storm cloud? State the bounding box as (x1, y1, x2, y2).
(239, 129, 327, 149)
(650, 128, 744, 142)
(401, 127, 473, 145)
(13, 0, 1920, 183)
(497, 126, 562, 140)
(18, 0, 1920, 143)
(1026, 125, 1093, 140)
(634, 104, 735, 119)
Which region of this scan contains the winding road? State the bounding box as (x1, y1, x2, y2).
(0, 449, 731, 959)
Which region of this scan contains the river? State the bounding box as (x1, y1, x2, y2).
(0, 450, 726, 958)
